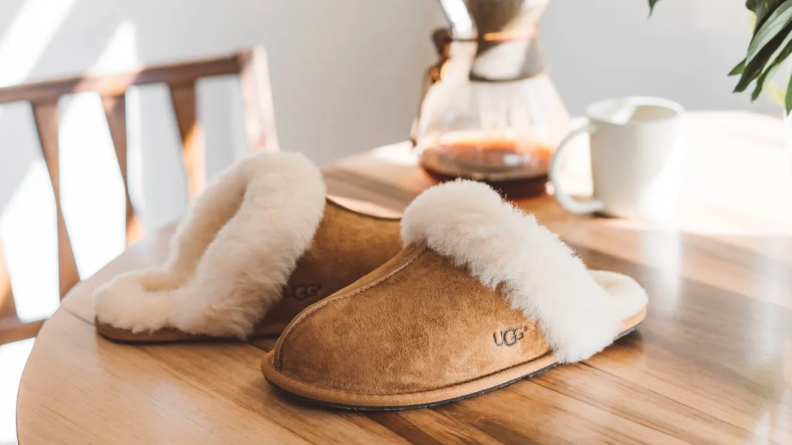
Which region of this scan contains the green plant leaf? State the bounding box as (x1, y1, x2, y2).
(746, 1, 792, 63)
(748, 0, 788, 30)
(729, 60, 746, 76)
(751, 23, 792, 99)
(785, 71, 792, 113)
(735, 27, 790, 92)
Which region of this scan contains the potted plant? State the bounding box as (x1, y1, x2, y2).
(650, 0, 792, 113)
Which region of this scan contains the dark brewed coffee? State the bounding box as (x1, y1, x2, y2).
(420, 139, 554, 198)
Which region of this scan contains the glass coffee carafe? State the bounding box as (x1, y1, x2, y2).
(413, 0, 569, 197)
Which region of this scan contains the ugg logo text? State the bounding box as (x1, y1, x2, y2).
(493, 327, 524, 347)
(284, 284, 322, 300)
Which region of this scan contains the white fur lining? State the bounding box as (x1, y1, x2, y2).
(401, 180, 648, 363)
(94, 151, 326, 338)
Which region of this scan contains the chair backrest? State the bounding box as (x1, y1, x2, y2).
(0, 46, 278, 345)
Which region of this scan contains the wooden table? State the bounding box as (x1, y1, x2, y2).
(16, 112, 792, 444)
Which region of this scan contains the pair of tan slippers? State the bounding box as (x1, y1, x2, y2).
(94, 151, 648, 410)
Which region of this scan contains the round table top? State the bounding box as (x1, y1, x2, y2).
(17, 111, 792, 444)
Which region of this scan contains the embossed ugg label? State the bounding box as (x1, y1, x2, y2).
(284, 284, 322, 300)
(493, 327, 525, 347)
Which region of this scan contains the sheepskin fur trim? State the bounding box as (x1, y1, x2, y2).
(401, 180, 648, 363)
(94, 151, 326, 338)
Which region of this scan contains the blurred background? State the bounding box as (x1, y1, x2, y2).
(0, 1, 772, 443)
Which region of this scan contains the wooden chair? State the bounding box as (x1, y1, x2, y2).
(0, 46, 279, 345)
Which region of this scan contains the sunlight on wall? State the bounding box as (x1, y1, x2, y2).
(128, 83, 189, 231)
(0, 338, 34, 445)
(200, 76, 251, 182)
(0, 0, 77, 86)
(0, 99, 60, 324)
(0, 162, 59, 322)
(126, 85, 147, 228)
(59, 93, 127, 278)
(90, 20, 139, 74)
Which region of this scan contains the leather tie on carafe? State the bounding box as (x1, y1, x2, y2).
(443, 0, 548, 82)
(469, 30, 545, 82)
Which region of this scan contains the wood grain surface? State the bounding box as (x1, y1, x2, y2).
(16, 112, 792, 444)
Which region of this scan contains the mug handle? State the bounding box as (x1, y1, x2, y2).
(549, 123, 605, 215)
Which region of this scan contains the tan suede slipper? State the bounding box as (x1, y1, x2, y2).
(93, 151, 401, 342)
(262, 180, 648, 410)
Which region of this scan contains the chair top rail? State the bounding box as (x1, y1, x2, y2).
(0, 52, 246, 104)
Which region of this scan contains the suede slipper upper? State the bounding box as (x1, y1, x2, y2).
(93, 151, 402, 342)
(261, 180, 648, 410)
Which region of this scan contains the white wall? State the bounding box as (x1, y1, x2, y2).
(0, 0, 773, 313)
(543, 0, 768, 115)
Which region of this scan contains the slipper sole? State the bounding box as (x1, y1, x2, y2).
(261, 307, 647, 410)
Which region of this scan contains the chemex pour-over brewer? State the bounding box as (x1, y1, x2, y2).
(413, 0, 570, 197)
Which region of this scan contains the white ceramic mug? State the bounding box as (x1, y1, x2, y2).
(549, 97, 684, 219)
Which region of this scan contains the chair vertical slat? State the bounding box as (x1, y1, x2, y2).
(101, 94, 141, 245)
(238, 47, 279, 152)
(32, 99, 80, 299)
(170, 82, 205, 196)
